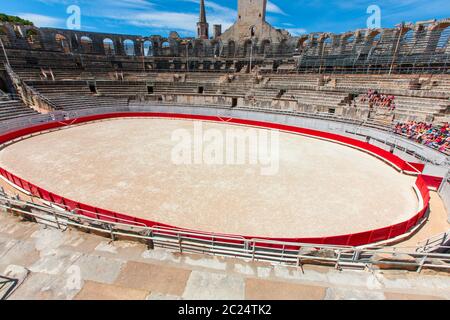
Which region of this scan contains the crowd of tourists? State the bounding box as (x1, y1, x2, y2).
(360, 89, 396, 111)
(393, 121, 450, 154)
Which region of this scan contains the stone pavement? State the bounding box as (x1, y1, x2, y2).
(0, 212, 449, 300)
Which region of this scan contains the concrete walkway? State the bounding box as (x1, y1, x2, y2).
(1, 212, 449, 300)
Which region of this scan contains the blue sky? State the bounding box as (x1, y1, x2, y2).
(3, 0, 450, 37)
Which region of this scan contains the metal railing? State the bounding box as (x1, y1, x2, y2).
(1, 192, 449, 273)
(0, 276, 18, 300)
(4, 64, 58, 111)
(417, 231, 450, 253)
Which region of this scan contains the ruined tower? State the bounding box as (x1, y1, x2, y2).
(238, 0, 267, 24)
(197, 0, 209, 40)
(220, 0, 286, 44)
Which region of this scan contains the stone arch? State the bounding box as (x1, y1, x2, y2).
(401, 28, 414, 41)
(319, 34, 332, 53)
(213, 41, 222, 57)
(366, 29, 382, 41)
(185, 42, 194, 56)
(227, 40, 236, 57)
(372, 32, 382, 44)
(437, 25, 450, 49)
(80, 36, 94, 53)
(123, 39, 135, 56)
(278, 39, 288, 55)
(194, 42, 204, 57)
(243, 39, 252, 57)
(103, 38, 115, 55)
(341, 33, 355, 51)
(296, 36, 309, 52)
(160, 40, 171, 56)
(55, 34, 70, 53)
(143, 40, 153, 56)
(399, 28, 415, 52)
(260, 39, 271, 56)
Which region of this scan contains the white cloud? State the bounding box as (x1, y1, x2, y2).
(267, 1, 287, 15)
(18, 13, 64, 28)
(284, 28, 308, 36)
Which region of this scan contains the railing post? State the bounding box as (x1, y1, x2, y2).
(178, 234, 183, 253)
(335, 250, 342, 270)
(353, 250, 361, 262)
(146, 230, 154, 250)
(251, 242, 256, 261)
(52, 209, 61, 230)
(109, 225, 115, 241)
(417, 255, 428, 273)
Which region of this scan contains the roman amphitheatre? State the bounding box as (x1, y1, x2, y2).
(0, 0, 449, 300)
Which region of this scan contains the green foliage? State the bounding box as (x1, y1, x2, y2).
(0, 13, 34, 26)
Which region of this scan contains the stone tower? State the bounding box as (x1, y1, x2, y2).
(197, 0, 209, 39)
(220, 0, 286, 44)
(238, 0, 267, 24)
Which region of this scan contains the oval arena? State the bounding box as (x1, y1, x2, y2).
(0, 113, 431, 245)
(0, 1, 449, 300)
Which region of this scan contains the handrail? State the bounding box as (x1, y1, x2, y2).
(0, 276, 18, 300)
(0, 193, 449, 273)
(417, 230, 450, 252)
(4, 64, 59, 111)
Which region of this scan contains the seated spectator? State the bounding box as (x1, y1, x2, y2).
(393, 121, 450, 155)
(359, 89, 395, 111)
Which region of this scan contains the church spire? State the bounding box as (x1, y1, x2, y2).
(197, 0, 209, 39)
(199, 0, 207, 23)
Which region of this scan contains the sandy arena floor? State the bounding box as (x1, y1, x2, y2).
(0, 118, 419, 238)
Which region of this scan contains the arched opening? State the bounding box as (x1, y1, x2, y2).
(26, 29, 41, 49)
(227, 40, 236, 57)
(243, 40, 252, 57)
(123, 39, 135, 56)
(320, 36, 332, 54)
(278, 39, 288, 55)
(55, 34, 70, 53)
(0, 27, 10, 47)
(143, 40, 153, 56)
(399, 29, 415, 53)
(103, 38, 115, 55)
(296, 37, 308, 53)
(260, 40, 271, 56)
(80, 36, 93, 53)
(185, 42, 194, 56)
(342, 35, 355, 51)
(402, 29, 414, 43)
(194, 42, 204, 57)
(437, 26, 450, 50)
(371, 31, 382, 44)
(213, 42, 221, 57)
(161, 41, 171, 56)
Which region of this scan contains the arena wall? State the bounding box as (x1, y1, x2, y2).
(0, 112, 432, 248)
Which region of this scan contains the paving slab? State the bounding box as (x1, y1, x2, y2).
(71, 254, 125, 284)
(384, 292, 446, 300)
(114, 261, 191, 296)
(182, 271, 245, 300)
(75, 281, 148, 300)
(245, 278, 327, 300)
